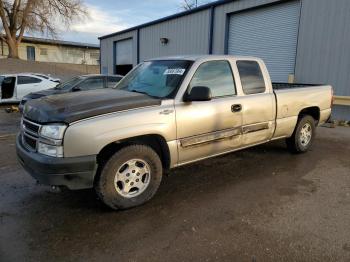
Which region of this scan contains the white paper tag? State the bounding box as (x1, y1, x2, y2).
(164, 68, 186, 75)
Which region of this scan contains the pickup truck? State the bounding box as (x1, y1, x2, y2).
(16, 55, 332, 210)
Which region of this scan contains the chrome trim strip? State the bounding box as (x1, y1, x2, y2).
(175, 140, 269, 168)
(180, 127, 241, 148)
(242, 122, 269, 134)
(179, 122, 270, 148)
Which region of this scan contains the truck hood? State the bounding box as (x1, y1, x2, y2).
(25, 88, 68, 99)
(23, 89, 161, 124)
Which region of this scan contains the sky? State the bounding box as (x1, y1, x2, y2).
(54, 0, 214, 44)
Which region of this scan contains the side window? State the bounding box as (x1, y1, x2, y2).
(189, 60, 236, 97)
(237, 61, 266, 95)
(107, 76, 122, 88)
(18, 76, 42, 85)
(77, 77, 104, 90)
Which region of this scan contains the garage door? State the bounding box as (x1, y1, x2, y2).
(115, 38, 133, 65)
(115, 38, 133, 75)
(228, 1, 301, 82)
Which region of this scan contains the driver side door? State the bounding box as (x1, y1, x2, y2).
(175, 60, 243, 165)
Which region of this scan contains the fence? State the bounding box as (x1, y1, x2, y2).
(0, 58, 99, 81)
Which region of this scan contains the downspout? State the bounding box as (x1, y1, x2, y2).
(99, 39, 101, 74)
(208, 5, 215, 54)
(137, 28, 140, 64)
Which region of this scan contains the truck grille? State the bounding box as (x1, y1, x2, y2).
(21, 118, 41, 151)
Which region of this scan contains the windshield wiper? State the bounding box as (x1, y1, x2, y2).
(129, 89, 158, 98)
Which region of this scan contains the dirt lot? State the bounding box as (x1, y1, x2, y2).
(0, 108, 350, 262)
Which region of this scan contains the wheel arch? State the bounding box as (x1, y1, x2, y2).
(298, 106, 320, 124)
(96, 134, 171, 171)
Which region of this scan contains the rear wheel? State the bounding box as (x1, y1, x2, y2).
(286, 115, 316, 153)
(95, 144, 163, 210)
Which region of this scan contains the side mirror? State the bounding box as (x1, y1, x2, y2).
(184, 86, 212, 102)
(72, 86, 81, 92)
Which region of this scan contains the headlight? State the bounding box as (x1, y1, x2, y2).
(40, 124, 67, 140)
(38, 142, 63, 157)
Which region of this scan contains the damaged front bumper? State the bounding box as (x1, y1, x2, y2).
(16, 134, 97, 190)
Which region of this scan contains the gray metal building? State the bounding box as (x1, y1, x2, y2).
(99, 0, 350, 120)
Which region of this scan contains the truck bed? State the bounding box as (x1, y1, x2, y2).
(272, 83, 319, 90)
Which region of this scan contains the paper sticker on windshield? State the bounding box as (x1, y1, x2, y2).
(164, 69, 186, 75)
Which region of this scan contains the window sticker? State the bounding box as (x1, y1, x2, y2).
(164, 68, 186, 75)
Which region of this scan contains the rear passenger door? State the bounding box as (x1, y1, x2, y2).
(236, 60, 275, 146)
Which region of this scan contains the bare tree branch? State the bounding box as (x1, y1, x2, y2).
(0, 0, 87, 58)
(180, 0, 210, 11)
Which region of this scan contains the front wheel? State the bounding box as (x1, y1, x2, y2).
(286, 115, 316, 154)
(95, 144, 163, 210)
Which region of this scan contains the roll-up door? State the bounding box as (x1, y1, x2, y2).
(228, 1, 301, 82)
(115, 39, 133, 75)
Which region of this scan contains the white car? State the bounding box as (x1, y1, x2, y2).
(0, 73, 59, 103)
(29, 73, 61, 83)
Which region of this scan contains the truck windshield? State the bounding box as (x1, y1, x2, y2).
(115, 60, 192, 98)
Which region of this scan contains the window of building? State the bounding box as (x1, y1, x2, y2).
(68, 49, 83, 57)
(26, 46, 35, 61)
(40, 48, 48, 55)
(237, 61, 266, 95)
(18, 76, 42, 85)
(90, 52, 99, 60)
(188, 60, 236, 98)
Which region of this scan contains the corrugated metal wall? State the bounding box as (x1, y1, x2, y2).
(139, 9, 210, 61)
(295, 0, 350, 120)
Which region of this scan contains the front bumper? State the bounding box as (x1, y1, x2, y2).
(16, 134, 97, 190)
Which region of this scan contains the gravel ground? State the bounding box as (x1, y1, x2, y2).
(0, 109, 349, 262)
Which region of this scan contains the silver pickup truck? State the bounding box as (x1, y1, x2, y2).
(16, 55, 333, 210)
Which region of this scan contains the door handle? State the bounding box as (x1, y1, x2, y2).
(231, 104, 242, 112)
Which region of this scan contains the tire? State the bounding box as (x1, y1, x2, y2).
(286, 115, 316, 154)
(95, 144, 163, 210)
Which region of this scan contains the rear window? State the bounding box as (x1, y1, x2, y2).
(237, 61, 266, 95)
(18, 76, 42, 85)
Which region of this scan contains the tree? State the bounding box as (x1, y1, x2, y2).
(0, 0, 86, 58)
(181, 0, 210, 10)
(181, 0, 198, 10)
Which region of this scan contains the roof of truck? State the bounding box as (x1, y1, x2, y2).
(147, 55, 261, 62)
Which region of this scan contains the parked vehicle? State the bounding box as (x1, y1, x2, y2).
(19, 74, 123, 112)
(29, 73, 61, 83)
(0, 73, 59, 104)
(16, 55, 332, 210)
